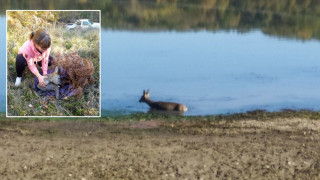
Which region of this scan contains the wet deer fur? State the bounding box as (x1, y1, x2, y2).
(37, 66, 61, 99)
(139, 90, 188, 112)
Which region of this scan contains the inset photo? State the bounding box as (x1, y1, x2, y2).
(6, 10, 101, 117)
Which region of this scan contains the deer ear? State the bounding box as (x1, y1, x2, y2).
(143, 90, 145, 94)
(54, 66, 59, 73)
(146, 89, 150, 94)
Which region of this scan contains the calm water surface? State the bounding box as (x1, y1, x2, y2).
(0, 16, 6, 111)
(102, 30, 320, 115)
(1, 1, 320, 115)
(1, 9, 320, 115)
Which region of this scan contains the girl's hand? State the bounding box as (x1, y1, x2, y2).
(38, 75, 47, 87)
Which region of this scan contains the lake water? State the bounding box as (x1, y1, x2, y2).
(101, 30, 320, 116)
(1, 5, 320, 115)
(0, 16, 6, 112)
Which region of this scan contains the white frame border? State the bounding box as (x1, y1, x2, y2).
(6, 10, 102, 118)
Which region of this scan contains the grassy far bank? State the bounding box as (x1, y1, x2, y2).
(7, 11, 100, 116)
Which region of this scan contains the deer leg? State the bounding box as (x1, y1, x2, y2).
(54, 86, 60, 99)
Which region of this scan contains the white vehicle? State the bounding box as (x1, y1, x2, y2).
(66, 19, 100, 30)
(66, 23, 77, 30)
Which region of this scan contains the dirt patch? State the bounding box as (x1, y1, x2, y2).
(129, 120, 161, 129)
(0, 118, 320, 179)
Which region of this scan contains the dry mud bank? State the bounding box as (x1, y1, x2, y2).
(0, 115, 320, 179)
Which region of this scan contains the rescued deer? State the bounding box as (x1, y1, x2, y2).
(37, 66, 61, 99)
(139, 90, 188, 112)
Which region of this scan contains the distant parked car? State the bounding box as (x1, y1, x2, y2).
(66, 19, 100, 31)
(66, 23, 77, 30)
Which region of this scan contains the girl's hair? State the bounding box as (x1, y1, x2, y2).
(30, 29, 51, 50)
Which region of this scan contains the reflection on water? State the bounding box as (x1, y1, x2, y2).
(1, 0, 320, 40)
(102, 30, 320, 115)
(103, 0, 320, 41)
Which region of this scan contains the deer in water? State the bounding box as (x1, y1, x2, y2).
(37, 66, 61, 99)
(139, 90, 188, 112)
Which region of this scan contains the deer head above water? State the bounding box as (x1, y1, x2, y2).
(37, 66, 61, 99)
(139, 90, 188, 112)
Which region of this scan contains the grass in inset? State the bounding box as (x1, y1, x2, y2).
(7, 11, 100, 116)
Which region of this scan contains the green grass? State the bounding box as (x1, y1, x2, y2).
(1, 110, 320, 123)
(7, 13, 100, 116)
(112, 109, 320, 122)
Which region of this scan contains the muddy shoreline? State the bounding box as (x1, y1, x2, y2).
(0, 112, 320, 179)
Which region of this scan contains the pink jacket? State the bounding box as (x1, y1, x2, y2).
(18, 40, 51, 76)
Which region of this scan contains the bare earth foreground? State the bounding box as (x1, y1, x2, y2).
(0, 113, 320, 179)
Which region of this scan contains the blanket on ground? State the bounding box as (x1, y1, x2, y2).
(33, 67, 80, 99)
